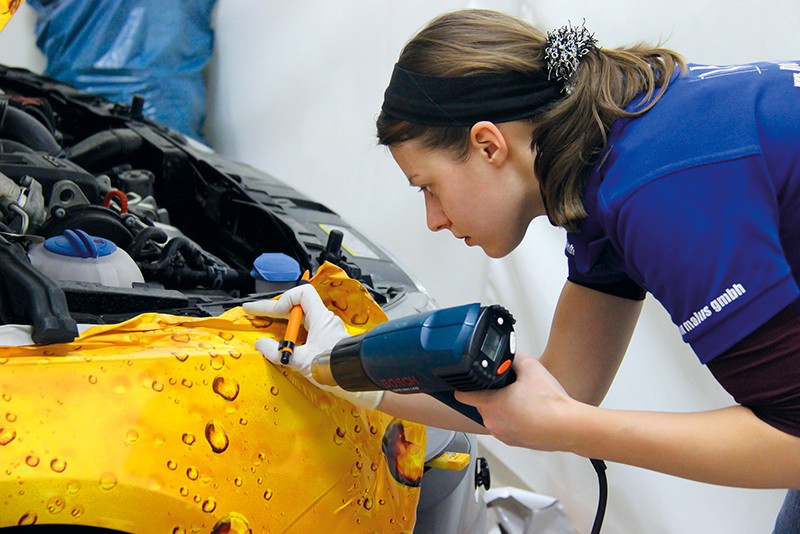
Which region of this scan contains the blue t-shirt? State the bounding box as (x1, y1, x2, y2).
(567, 61, 800, 363)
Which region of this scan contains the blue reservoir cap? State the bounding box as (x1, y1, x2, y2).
(43, 229, 117, 258)
(250, 253, 301, 282)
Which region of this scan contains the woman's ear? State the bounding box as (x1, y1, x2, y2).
(470, 121, 508, 166)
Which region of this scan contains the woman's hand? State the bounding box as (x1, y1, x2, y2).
(243, 284, 383, 409)
(243, 284, 349, 380)
(455, 354, 583, 451)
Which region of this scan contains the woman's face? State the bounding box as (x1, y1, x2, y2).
(389, 123, 544, 258)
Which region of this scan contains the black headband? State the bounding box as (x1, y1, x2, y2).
(380, 64, 564, 127)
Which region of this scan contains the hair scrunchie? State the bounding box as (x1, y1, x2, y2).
(544, 20, 599, 93)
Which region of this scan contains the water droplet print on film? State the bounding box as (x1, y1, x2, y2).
(99, 472, 117, 490)
(210, 352, 225, 370)
(202, 497, 217, 513)
(212, 376, 239, 401)
(217, 331, 234, 342)
(49, 458, 67, 473)
(126, 429, 139, 443)
(46, 495, 65, 514)
(205, 420, 229, 454)
(0, 426, 16, 445)
(17, 512, 36, 525)
(171, 333, 190, 344)
(333, 427, 345, 446)
(211, 512, 252, 534)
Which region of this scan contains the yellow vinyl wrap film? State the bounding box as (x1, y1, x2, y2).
(0, 263, 425, 533)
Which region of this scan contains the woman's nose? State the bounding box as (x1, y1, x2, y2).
(425, 195, 450, 232)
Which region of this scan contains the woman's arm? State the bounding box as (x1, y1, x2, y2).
(375, 281, 642, 433)
(570, 402, 800, 488)
(458, 355, 800, 487)
(455, 284, 800, 489)
(540, 281, 643, 405)
(378, 392, 488, 434)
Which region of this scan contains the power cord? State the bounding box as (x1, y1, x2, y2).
(589, 459, 608, 534)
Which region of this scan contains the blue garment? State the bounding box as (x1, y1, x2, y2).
(568, 61, 800, 363)
(27, 0, 216, 141)
(774, 490, 800, 534)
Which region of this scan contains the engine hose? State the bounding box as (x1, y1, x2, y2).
(137, 237, 247, 290)
(139, 259, 245, 291)
(166, 237, 206, 270)
(0, 139, 34, 153)
(136, 237, 198, 273)
(167, 265, 242, 289)
(0, 100, 61, 154)
(57, 128, 144, 172)
(128, 226, 169, 260)
(102, 189, 129, 213)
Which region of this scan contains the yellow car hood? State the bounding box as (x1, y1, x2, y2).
(0, 263, 424, 532)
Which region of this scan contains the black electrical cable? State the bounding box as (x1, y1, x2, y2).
(590, 458, 608, 534)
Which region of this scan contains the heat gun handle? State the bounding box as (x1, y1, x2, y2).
(429, 367, 516, 427)
(428, 391, 486, 426)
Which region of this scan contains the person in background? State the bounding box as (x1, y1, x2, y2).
(244, 9, 800, 532)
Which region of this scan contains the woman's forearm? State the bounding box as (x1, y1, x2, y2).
(540, 282, 642, 406)
(377, 391, 488, 434)
(563, 402, 800, 488)
(456, 356, 800, 488)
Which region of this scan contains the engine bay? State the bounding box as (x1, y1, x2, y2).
(0, 66, 430, 343)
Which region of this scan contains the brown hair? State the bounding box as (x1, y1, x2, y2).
(376, 9, 686, 231)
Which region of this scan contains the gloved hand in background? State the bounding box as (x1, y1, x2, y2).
(243, 284, 384, 410)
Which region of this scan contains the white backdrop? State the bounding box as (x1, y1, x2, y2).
(1, 1, 798, 532)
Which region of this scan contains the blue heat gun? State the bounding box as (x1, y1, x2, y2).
(311, 303, 517, 424)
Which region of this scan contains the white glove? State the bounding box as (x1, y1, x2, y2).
(243, 284, 384, 410)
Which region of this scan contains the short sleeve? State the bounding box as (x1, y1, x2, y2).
(606, 155, 799, 362)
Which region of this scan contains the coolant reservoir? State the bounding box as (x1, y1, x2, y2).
(28, 229, 144, 287)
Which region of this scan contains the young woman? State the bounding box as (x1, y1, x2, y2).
(245, 9, 800, 531)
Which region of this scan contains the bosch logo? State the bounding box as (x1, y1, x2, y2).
(381, 376, 420, 390)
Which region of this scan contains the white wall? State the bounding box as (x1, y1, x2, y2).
(1, 1, 797, 532)
(205, 0, 512, 310)
(0, 4, 44, 70)
(204, 3, 796, 532)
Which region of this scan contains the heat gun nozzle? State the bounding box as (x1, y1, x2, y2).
(310, 351, 337, 387)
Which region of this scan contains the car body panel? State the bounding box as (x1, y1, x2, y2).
(0, 264, 425, 531)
